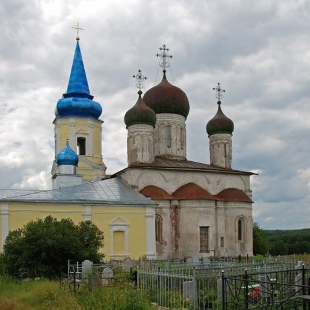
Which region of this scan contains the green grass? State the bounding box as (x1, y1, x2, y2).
(0, 277, 153, 310)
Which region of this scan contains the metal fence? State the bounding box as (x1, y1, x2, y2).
(222, 263, 310, 309)
(137, 261, 309, 309)
(61, 260, 133, 293)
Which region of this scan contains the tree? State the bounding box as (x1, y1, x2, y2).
(270, 239, 288, 255)
(3, 216, 104, 278)
(253, 222, 268, 255)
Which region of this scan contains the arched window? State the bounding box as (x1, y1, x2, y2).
(155, 214, 163, 243)
(77, 137, 86, 155)
(166, 126, 171, 147)
(237, 217, 245, 241)
(180, 127, 184, 149)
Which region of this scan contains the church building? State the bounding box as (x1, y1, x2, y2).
(0, 35, 254, 261)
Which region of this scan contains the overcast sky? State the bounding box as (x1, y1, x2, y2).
(1, 0, 310, 230)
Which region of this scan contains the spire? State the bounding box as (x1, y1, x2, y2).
(65, 39, 91, 96)
(55, 32, 102, 119)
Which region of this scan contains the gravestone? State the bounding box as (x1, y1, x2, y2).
(294, 261, 303, 293)
(82, 260, 93, 278)
(123, 257, 133, 271)
(183, 280, 197, 308)
(259, 274, 269, 298)
(102, 267, 114, 286)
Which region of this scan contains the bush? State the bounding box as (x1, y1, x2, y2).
(2, 216, 104, 278)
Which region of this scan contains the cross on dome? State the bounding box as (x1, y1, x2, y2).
(156, 44, 173, 70)
(213, 82, 225, 100)
(72, 22, 85, 41)
(133, 69, 147, 91)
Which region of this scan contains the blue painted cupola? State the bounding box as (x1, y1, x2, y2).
(55, 38, 102, 119)
(56, 140, 79, 167)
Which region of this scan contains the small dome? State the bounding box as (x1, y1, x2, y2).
(56, 141, 79, 166)
(124, 90, 156, 128)
(143, 71, 190, 118)
(206, 101, 234, 135)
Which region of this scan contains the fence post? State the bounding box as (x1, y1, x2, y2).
(221, 270, 225, 310)
(73, 267, 76, 295)
(193, 267, 197, 310)
(244, 268, 249, 310)
(302, 264, 307, 310)
(302, 264, 306, 294)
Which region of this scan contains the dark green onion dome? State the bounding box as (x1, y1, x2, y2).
(206, 101, 234, 135)
(124, 90, 157, 128)
(143, 70, 190, 118)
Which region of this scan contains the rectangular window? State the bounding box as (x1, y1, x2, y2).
(199, 226, 209, 253)
(77, 137, 86, 155)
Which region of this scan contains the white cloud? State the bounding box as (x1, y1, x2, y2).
(1, 0, 310, 228)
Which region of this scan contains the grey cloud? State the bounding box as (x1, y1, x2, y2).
(1, 0, 310, 229)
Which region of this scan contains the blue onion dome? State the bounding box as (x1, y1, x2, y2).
(55, 40, 102, 119)
(56, 141, 79, 166)
(206, 101, 234, 135)
(124, 90, 157, 128)
(143, 70, 190, 118)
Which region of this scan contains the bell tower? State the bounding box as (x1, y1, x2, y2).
(51, 26, 106, 182)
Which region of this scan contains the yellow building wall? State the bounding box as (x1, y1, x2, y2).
(53, 117, 105, 181)
(57, 118, 103, 158)
(0, 202, 147, 261)
(90, 205, 147, 260)
(8, 204, 84, 232)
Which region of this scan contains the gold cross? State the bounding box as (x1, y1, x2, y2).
(72, 23, 85, 40)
